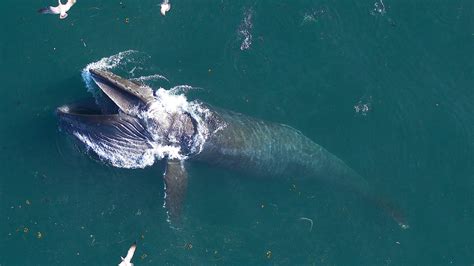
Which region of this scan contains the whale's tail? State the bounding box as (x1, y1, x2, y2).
(336, 168, 409, 229)
(342, 181, 409, 229)
(369, 193, 410, 229)
(306, 148, 409, 229)
(337, 171, 409, 229)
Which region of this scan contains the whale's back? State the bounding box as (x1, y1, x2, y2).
(192, 107, 408, 228)
(193, 108, 368, 188)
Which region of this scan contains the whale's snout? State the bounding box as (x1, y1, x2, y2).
(88, 69, 154, 115)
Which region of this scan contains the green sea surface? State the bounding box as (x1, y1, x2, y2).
(1, 0, 473, 265)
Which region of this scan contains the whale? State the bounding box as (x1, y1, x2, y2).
(56, 69, 408, 228)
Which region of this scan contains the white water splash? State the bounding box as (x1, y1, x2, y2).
(131, 74, 170, 84)
(302, 13, 317, 24)
(143, 88, 215, 158)
(238, 9, 254, 51)
(370, 0, 386, 16)
(354, 96, 373, 116)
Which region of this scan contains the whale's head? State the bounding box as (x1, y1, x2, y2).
(56, 69, 197, 168)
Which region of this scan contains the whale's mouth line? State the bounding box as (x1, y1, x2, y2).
(55, 93, 123, 132)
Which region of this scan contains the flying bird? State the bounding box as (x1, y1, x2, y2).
(160, 0, 171, 16)
(118, 242, 137, 266)
(38, 0, 77, 19)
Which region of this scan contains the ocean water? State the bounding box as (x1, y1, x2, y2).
(1, 0, 473, 265)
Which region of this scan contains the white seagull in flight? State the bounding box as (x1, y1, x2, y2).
(160, 0, 171, 16)
(38, 0, 77, 19)
(118, 242, 137, 266)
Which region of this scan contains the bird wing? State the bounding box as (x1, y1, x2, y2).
(38, 5, 61, 14)
(66, 0, 76, 9)
(124, 243, 136, 262)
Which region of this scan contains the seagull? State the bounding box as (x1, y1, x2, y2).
(160, 0, 171, 16)
(38, 0, 77, 19)
(118, 242, 137, 266)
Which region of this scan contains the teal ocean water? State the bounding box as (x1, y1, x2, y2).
(1, 0, 473, 265)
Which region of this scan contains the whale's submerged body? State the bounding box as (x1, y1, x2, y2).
(57, 69, 408, 228)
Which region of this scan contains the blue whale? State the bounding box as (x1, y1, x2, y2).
(57, 69, 408, 228)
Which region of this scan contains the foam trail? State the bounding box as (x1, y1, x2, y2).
(238, 8, 254, 51)
(371, 0, 386, 16)
(132, 74, 170, 84)
(169, 85, 202, 94)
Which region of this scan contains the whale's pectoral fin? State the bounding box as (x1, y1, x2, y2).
(163, 159, 188, 223)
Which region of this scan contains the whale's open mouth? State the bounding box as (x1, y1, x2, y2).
(56, 68, 214, 167)
(56, 69, 155, 132)
(56, 69, 157, 168)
